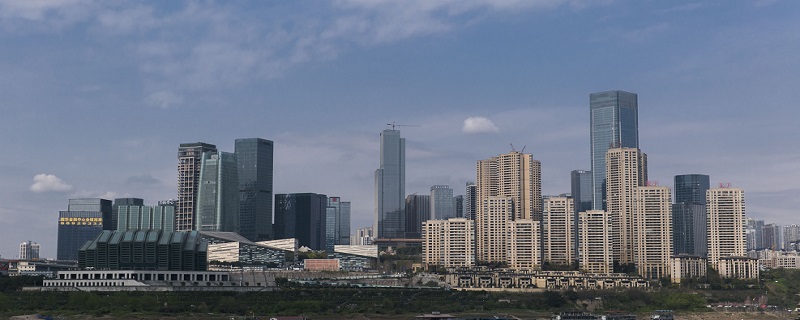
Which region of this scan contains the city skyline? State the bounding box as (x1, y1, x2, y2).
(1, 1, 799, 258)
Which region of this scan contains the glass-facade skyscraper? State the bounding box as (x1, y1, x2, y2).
(56, 198, 111, 261)
(177, 142, 218, 231)
(195, 151, 239, 232)
(570, 169, 592, 262)
(274, 193, 328, 250)
(374, 129, 405, 239)
(672, 174, 710, 256)
(590, 90, 639, 211)
(404, 194, 430, 239)
(235, 138, 274, 241)
(430, 185, 455, 220)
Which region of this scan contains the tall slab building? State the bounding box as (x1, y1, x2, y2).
(590, 90, 639, 211)
(707, 187, 746, 269)
(632, 186, 672, 279)
(177, 142, 218, 231)
(430, 185, 455, 220)
(605, 147, 647, 267)
(543, 196, 575, 267)
(274, 193, 328, 250)
(476, 150, 542, 221)
(374, 129, 405, 239)
(404, 194, 430, 239)
(235, 138, 274, 241)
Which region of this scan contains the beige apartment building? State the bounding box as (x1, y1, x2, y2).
(478, 196, 514, 264)
(578, 210, 613, 274)
(707, 187, 746, 269)
(507, 219, 541, 269)
(605, 147, 647, 266)
(632, 186, 672, 279)
(422, 218, 475, 268)
(543, 197, 574, 266)
(476, 151, 541, 221)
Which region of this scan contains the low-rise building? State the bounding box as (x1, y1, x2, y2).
(304, 259, 340, 271)
(718, 256, 758, 279)
(38, 270, 276, 291)
(669, 255, 707, 284)
(332, 245, 378, 271)
(443, 268, 648, 290)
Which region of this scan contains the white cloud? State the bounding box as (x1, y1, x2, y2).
(462, 116, 499, 133)
(29, 174, 73, 193)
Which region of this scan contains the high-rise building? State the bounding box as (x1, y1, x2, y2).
(454, 195, 464, 219)
(274, 193, 328, 250)
(605, 147, 647, 267)
(578, 210, 613, 274)
(464, 182, 477, 220)
(325, 204, 337, 253)
(672, 174, 710, 257)
(110, 198, 143, 231)
(762, 223, 781, 251)
(507, 219, 541, 269)
(177, 142, 218, 231)
(476, 150, 542, 221)
(196, 152, 239, 233)
(235, 138, 274, 241)
(746, 218, 765, 250)
(116, 203, 175, 231)
(477, 196, 513, 264)
(325, 197, 351, 251)
(783, 225, 800, 251)
(352, 226, 374, 245)
(632, 186, 672, 279)
(543, 197, 575, 267)
(375, 129, 405, 239)
(339, 199, 352, 245)
(571, 170, 592, 263)
(430, 185, 455, 220)
(590, 90, 639, 211)
(57, 198, 111, 261)
(422, 218, 475, 268)
(707, 187, 746, 269)
(404, 194, 430, 239)
(19, 241, 40, 260)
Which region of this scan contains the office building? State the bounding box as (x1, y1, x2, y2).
(422, 218, 475, 268)
(274, 193, 328, 250)
(464, 182, 477, 220)
(374, 129, 405, 239)
(111, 198, 144, 231)
(430, 185, 455, 220)
(325, 203, 337, 253)
(673, 174, 709, 256)
(747, 218, 765, 250)
(707, 187, 746, 269)
(632, 186, 672, 279)
(196, 152, 239, 233)
(542, 197, 575, 267)
(352, 226, 374, 245)
(590, 90, 639, 211)
(605, 147, 647, 267)
(326, 197, 351, 247)
(454, 195, 464, 219)
(507, 219, 541, 270)
(235, 138, 274, 241)
(476, 150, 542, 221)
(19, 241, 40, 260)
(404, 194, 430, 239)
(116, 203, 175, 231)
(783, 225, 800, 251)
(477, 196, 513, 264)
(57, 198, 111, 261)
(571, 170, 592, 264)
(578, 210, 613, 274)
(177, 142, 218, 231)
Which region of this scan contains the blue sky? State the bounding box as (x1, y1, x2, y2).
(1, 0, 798, 259)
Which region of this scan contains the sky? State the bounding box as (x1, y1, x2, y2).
(1, 0, 799, 259)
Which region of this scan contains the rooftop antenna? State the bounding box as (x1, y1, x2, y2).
(387, 122, 420, 130)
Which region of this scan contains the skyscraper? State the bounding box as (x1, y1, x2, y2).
(235, 138, 274, 241)
(707, 187, 746, 269)
(404, 194, 430, 239)
(464, 182, 477, 220)
(274, 193, 328, 250)
(430, 185, 455, 220)
(672, 174, 710, 256)
(57, 198, 111, 261)
(375, 129, 405, 239)
(177, 142, 218, 231)
(542, 196, 575, 267)
(195, 152, 239, 232)
(326, 197, 351, 251)
(605, 147, 647, 267)
(570, 170, 592, 263)
(590, 90, 639, 211)
(578, 210, 612, 274)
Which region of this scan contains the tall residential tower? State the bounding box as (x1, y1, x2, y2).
(177, 142, 218, 231)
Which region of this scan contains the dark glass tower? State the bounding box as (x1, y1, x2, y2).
(235, 138, 274, 241)
(56, 198, 111, 261)
(590, 90, 639, 210)
(374, 129, 405, 239)
(274, 193, 327, 250)
(404, 194, 430, 239)
(672, 174, 710, 256)
(570, 169, 592, 264)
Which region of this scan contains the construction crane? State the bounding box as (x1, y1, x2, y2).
(386, 122, 420, 130)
